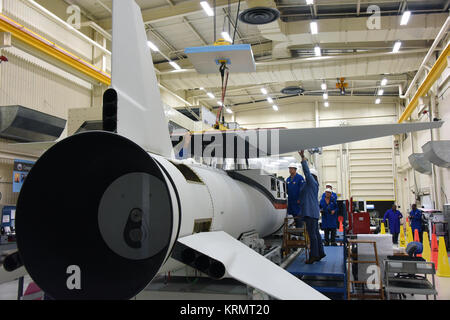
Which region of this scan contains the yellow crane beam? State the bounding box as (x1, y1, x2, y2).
(398, 43, 450, 123)
(0, 13, 111, 86)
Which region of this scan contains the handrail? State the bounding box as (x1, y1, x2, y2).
(398, 42, 450, 123)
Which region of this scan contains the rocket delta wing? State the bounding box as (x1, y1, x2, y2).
(172, 121, 444, 159)
(177, 231, 329, 300)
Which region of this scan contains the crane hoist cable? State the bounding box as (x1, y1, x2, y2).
(215, 61, 230, 127)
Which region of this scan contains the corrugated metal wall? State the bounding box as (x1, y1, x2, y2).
(3, 0, 93, 61)
(0, 47, 92, 118)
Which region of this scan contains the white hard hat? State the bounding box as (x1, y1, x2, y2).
(310, 167, 319, 177)
(325, 188, 333, 193)
(288, 163, 298, 169)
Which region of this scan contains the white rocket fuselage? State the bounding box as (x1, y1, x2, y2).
(150, 154, 287, 274)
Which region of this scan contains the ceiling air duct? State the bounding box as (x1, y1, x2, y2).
(239, 7, 280, 25)
(0, 105, 66, 143)
(408, 153, 432, 175)
(422, 141, 450, 168)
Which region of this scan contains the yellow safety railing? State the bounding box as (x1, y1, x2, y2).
(0, 13, 111, 86)
(398, 43, 450, 123)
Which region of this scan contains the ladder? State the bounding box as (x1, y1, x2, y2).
(347, 239, 384, 300)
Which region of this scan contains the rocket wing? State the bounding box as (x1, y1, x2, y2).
(176, 231, 328, 300)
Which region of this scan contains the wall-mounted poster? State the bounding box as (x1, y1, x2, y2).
(13, 159, 35, 193)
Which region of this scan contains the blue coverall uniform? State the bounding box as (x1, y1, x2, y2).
(319, 197, 338, 245)
(409, 209, 423, 242)
(287, 173, 306, 228)
(383, 209, 403, 244)
(299, 161, 325, 259)
(321, 191, 337, 203)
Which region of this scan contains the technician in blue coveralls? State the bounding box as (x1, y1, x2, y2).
(286, 163, 305, 228)
(321, 184, 337, 203)
(383, 204, 403, 244)
(320, 189, 338, 246)
(409, 204, 423, 242)
(298, 151, 325, 264)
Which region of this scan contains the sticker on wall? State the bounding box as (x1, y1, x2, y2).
(13, 160, 35, 193)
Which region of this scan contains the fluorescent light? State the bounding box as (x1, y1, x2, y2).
(400, 11, 411, 26)
(378, 89, 384, 96)
(169, 61, 181, 70)
(200, 1, 214, 16)
(226, 108, 233, 114)
(273, 105, 279, 111)
(375, 98, 381, 104)
(323, 93, 328, 100)
(221, 31, 233, 43)
(306, 0, 314, 4)
(381, 78, 388, 86)
(199, 87, 204, 90)
(147, 41, 159, 52)
(267, 97, 274, 103)
(314, 45, 322, 57)
(217, 101, 223, 106)
(321, 82, 327, 90)
(261, 88, 268, 95)
(310, 21, 318, 35)
(207, 92, 215, 99)
(324, 101, 330, 107)
(393, 41, 402, 53)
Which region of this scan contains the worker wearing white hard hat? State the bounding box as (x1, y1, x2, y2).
(320, 188, 339, 246)
(286, 162, 305, 227)
(322, 184, 338, 203)
(298, 150, 325, 264)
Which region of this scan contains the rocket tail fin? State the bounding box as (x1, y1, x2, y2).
(111, 0, 173, 158)
(176, 231, 328, 300)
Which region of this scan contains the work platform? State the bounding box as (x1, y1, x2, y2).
(286, 246, 347, 299)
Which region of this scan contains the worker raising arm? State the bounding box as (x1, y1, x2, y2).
(298, 150, 325, 264)
(383, 204, 403, 245)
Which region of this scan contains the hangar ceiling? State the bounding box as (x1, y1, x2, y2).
(57, 0, 449, 112)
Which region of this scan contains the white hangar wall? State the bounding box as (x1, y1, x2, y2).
(226, 98, 398, 202)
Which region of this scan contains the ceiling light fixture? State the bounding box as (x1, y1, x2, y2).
(310, 21, 318, 35)
(147, 41, 159, 52)
(221, 31, 233, 43)
(393, 41, 402, 53)
(200, 1, 214, 17)
(400, 11, 411, 26)
(169, 61, 181, 70)
(314, 45, 322, 57)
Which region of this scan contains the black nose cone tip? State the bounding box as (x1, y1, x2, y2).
(15, 131, 174, 300)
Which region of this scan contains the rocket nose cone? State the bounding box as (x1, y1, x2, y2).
(15, 131, 174, 300)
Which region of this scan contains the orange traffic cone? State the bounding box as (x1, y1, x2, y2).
(339, 220, 343, 233)
(414, 229, 421, 257)
(422, 232, 431, 262)
(431, 233, 439, 270)
(437, 237, 450, 277)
